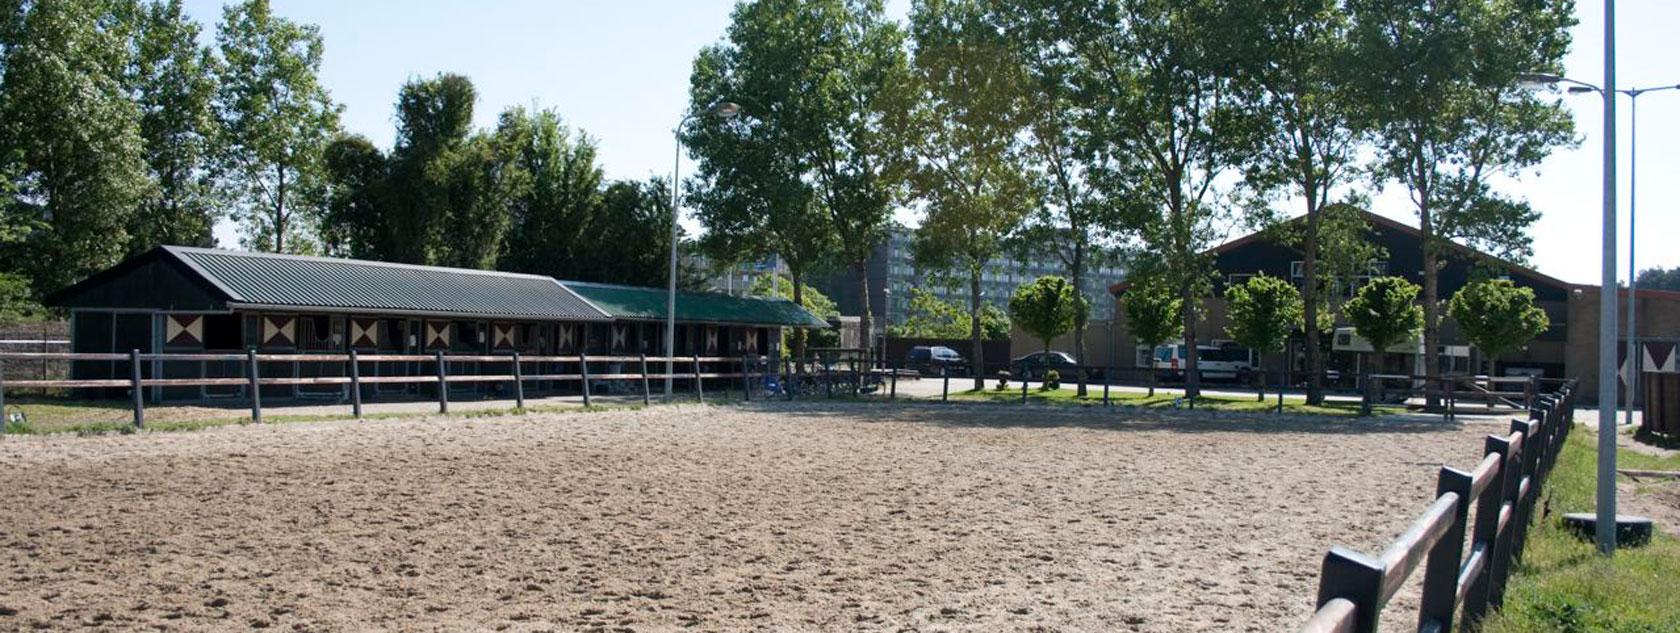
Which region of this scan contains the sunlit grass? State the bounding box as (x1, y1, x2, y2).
(946, 385, 1401, 417)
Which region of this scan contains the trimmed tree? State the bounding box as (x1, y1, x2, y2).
(1010, 275, 1085, 355)
(1124, 281, 1181, 397)
(1224, 274, 1304, 400)
(1344, 276, 1424, 374)
(1448, 279, 1549, 375)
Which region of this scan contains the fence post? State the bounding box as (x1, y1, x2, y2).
(579, 353, 591, 408)
(0, 362, 8, 436)
(1362, 376, 1374, 416)
(1464, 433, 1515, 623)
(247, 348, 262, 423)
(1103, 368, 1110, 406)
(693, 355, 703, 403)
(129, 349, 144, 430)
(349, 349, 363, 419)
(1508, 418, 1541, 560)
(1417, 467, 1474, 632)
(1276, 374, 1284, 413)
(511, 351, 525, 410)
(824, 360, 833, 399)
(941, 366, 949, 402)
(1315, 546, 1386, 633)
(435, 351, 449, 414)
(1487, 430, 1524, 609)
(639, 354, 651, 407)
(1021, 370, 1029, 404)
(889, 361, 897, 400)
(742, 354, 751, 402)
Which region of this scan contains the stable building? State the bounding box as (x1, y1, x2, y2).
(45, 246, 826, 402)
(1107, 210, 1680, 403)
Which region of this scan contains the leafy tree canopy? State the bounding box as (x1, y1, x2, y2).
(1344, 276, 1424, 356)
(1223, 273, 1303, 355)
(1123, 281, 1182, 351)
(1447, 278, 1548, 370)
(1636, 266, 1680, 292)
(1009, 275, 1085, 353)
(888, 287, 1009, 342)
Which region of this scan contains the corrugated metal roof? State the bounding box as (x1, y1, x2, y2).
(562, 281, 830, 327)
(167, 247, 611, 321)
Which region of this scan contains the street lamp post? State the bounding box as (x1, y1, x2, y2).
(668, 101, 740, 401)
(1518, 70, 1679, 553)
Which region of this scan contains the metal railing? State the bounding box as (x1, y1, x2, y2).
(0, 351, 767, 432)
(1297, 380, 1577, 633)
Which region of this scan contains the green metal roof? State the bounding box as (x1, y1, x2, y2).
(167, 246, 611, 321)
(562, 281, 829, 327)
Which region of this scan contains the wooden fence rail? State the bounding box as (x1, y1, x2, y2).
(1296, 380, 1576, 633)
(0, 351, 765, 433)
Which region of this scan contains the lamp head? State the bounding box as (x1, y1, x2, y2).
(707, 101, 741, 119)
(1516, 72, 1564, 88)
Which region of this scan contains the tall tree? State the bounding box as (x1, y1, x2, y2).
(1211, 0, 1361, 405)
(128, 0, 221, 253)
(587, 178, 682, 287)
(496, 106, 605, 277)
(1122, 280, 1180, 397)
(384, 73, 476, 265)
(904, 0, 1037, 390)
(686, 1, 845, 367)
(1636, 267, 1680, 292)
(214, 0, 339, 253)
(992, 0, 1123, 396)
(1041, 0, 1260, 398)
(320, 133, 388, 259)
(1344, 0, 1573, 400)
(687, 0, 909, 361)
(0, 0, 150, 295)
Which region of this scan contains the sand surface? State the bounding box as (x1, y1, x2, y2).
(0, 402, 1495, 632)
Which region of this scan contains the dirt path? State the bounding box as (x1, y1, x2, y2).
(0, 402, 1494, 632)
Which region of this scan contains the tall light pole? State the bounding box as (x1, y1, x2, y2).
(1519, 67, 1679, 553)
(668, 100, 740, 401)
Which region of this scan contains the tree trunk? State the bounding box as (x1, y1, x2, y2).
(854, 261, 872, 366)
(1422, 235, 1441, 409)
(792, 271, 808, 378)
(1182, 284, 1200, 400)
(970, 268, 984, 391)
(274, 165, 287, 253)
(1071, 241, 1088, 397)
(1302, 198, 1324, 405)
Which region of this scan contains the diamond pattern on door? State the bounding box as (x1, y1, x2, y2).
(350, 318, 379, 348)
(426, 321, 451, 349)
(166, 314, 202, 347)
(263, 315, 295, 347)
(493, 323, 516, 350)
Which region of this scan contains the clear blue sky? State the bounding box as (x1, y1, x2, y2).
(186, 0, 1679, 286)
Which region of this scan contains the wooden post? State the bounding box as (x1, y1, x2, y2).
(247, 348, 262, 423)
(130, 349, 144, 429)
(1462, 434, 1514, 626)
(579, 353, 591, 408)
(1021, 371, 1029, 404)
(1103, 368, 1110, 406)
(639, 353, 651, 406)
(349, 349, 363, 419)
(435, 351, 449, 414)
(824, 360, 832, 399)
(941, 366, 949, 402)
(693, 355, 703, 403)
(1276, 374, 1284, 413)
(1361, 376, 1374, 416)
(511, 351, 525, 410)
(1417, 467, 1476, 632)
(889, 362, 897, 400)
(0, 361, 8, 436)
(742, 354, 751, 402)
(1315, 546, 1386, 633)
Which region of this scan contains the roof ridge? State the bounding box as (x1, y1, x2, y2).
(168, 245, 559, 282)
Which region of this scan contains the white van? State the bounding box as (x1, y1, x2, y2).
(1152, 344, 1254, 381)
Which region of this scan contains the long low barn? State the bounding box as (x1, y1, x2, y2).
(45, 246, 827, 402)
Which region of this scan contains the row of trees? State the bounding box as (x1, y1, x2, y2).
(681, 0, 1574, 396)
(0, 0, 690, 316)
(2, 0, 335, 302)
(1124, 272, 1550, 390)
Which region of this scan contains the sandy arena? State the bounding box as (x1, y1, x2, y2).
(0, 403, 1496, 632)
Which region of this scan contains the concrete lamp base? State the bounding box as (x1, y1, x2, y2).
(1562, 512, 1655, 548)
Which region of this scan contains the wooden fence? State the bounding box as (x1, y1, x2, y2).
(1297, 380, 1577, 633)
(0, 351, 764, 433)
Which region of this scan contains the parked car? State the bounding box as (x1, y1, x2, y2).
(906, 345, 965, 374)
(1152, 344, 1254, 382)
(1010, 351, 1080, 380)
